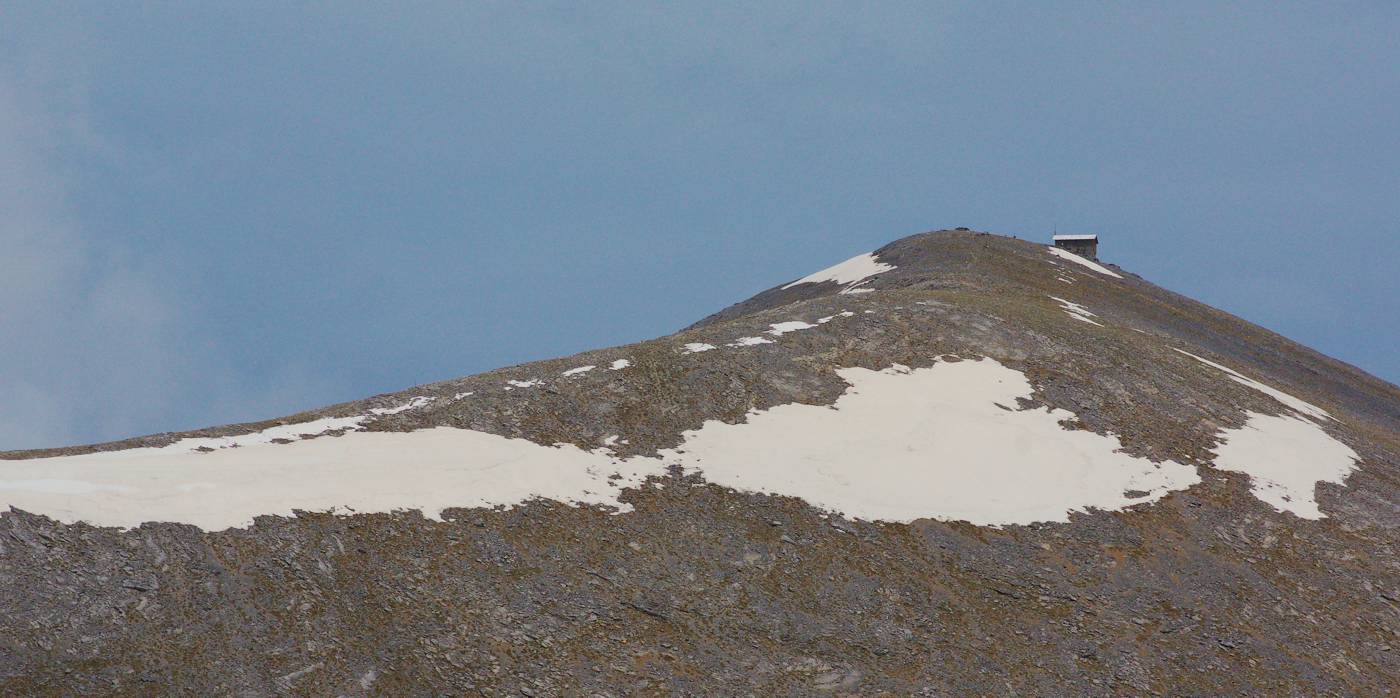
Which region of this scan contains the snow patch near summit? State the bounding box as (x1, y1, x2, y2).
(1046, 247, 1122, 279)
(782, 252, 894, 290)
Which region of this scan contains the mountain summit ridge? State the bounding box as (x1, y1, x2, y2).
(10, 230, 1395, 461)
(3, 229, 1399, 695)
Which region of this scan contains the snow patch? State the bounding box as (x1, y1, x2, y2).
(561, 365, 596, 376)
(727, 336, 774, 347)
(114, 396, 439, 455)
(682, 343, 717, 354)
(453, 392, 473, 400)
(507, 379, 543, 389)
(662, 358, 1198, 526)
(1173, 349, 1331, 421)
(782, 253, 894, 290)
(369, 397, 435, 416)
(767, 321, 818, 336)
(817, 311, 855, 324)
(1046, 247, 1123, 279)
(0, 479, 136, 495)
(160, 416, 371, 453)
(4, 358, 1200, 530)
(1210, 412, 1358, 519)
(1050, 296, 1104, 327)
(610, 359, 632, 370)
(0, 430, 665, 530)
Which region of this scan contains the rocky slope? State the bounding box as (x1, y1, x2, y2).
(3, 230, 1398, 696)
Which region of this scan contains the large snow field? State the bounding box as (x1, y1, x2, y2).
(664, 358, 1199, 526)
(0, 429, 665, 530)
(1, 358, 1201, 530)
(3, 343, 1362, 529)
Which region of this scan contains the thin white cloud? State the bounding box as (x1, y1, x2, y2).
(0, 69, 319, 450)
(0, 74, 164, 446)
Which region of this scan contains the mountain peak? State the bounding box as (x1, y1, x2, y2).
(688, 229, 1127, 329)
(7, 227, 1393, 524)
(4, 227, 1400, 694)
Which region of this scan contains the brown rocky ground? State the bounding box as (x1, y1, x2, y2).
(3, 231, 1398, 695)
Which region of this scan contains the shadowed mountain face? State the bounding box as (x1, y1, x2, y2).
(3, 230, 1398, 695)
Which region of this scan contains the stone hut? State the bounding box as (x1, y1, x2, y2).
(1052, 234, 1098, 260)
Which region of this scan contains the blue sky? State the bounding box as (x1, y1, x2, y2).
(2, 3, 1396, 450)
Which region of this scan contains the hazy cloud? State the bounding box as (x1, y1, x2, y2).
(0, 68, 322, 450)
